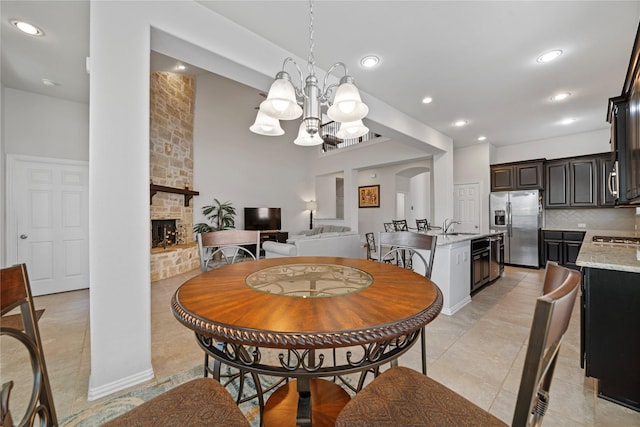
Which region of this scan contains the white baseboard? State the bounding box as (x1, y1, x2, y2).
(87, 368, 154, 401)
(441, 296, 471, 316)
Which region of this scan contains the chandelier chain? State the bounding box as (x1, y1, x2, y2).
(307, 0, 316, 76)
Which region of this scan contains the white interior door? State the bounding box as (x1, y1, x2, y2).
(8, 156, 89, 296)
(453, 183, 480, 233)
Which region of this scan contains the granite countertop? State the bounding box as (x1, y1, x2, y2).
(576, 229, 640, 273)
(424, 230, 506, 246)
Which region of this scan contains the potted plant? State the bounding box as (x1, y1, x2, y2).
(193, 198, 236, 233)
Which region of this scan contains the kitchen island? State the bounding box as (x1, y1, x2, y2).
(418, 230, 505, 315)
(576, 229, 640, 412)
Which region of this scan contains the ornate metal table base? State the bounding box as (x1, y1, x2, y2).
(196, 330, 421, 426)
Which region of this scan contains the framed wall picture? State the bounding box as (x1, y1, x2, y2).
(359, 185, 380, 208)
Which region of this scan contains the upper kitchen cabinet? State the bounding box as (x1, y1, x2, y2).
(596, 153, 616, 207)
(545, 153, 611, 209)
(490, 160, 544, 191)
(607, 22, 640, 205)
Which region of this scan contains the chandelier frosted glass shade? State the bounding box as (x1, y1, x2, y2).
(250, 111, 285, 136)
(327, 82, 368, 122)
(336, 120, 369, 139)
(251, 0, 370, 146)
(259, 76, 303, 120)
(294, 122, 324, 146)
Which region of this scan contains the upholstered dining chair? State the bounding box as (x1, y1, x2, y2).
(1, 263, 57, 427)
(377, 231, 438, 375)
(196, 229, 261, 272)
(541, 260, 573, 294)
(335, 264, 581, 427)
(195, 230, 273, 413)
(103, 377, 249, 426)
(0, 264, 250, 427)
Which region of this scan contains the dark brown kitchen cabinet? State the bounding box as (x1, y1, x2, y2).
(597, 153, 616, 206)
(569, 157, 598, 207)
(582, 267, 640, 411)
(545, 161, 570, 207)
(490, 160, 544, 191)
(541, 230, 584, 269)
(545, 153, 611, 208)
(606, 23, 640, 204)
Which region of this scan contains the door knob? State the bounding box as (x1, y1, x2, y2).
(19, 234, 28, 239)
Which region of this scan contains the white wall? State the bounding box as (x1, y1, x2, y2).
(315, 172, 342, 220)
(356, 159, 432, 234)
(312, 138, 450, 233)
(193, 72, 314, 235)
(454, 143, 491, 232)
(1, 83, 5, 266)
(409, 172, 431, 224)
(493, 128, 610, 163)
(4, 88, 89, 161)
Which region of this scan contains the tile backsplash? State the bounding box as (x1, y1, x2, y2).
(544, 207, 639, 231)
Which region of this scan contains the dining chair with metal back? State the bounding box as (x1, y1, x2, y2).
(383, 222, 395, 232)
(415, 218, 429, 231)
(196, 229, 274, 419)
(1, 263, 57, 427)
(392, 219, 409, 231)
(365, 232, 393, 263)
(377, 231, 437, 375)
(197, 229, 261, 272)
(335, 263, 581, 427)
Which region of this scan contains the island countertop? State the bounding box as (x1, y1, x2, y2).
(576, 229, 640, 273)
(424, 230, 505, 246)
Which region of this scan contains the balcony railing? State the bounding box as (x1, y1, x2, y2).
(320, 121, 381, 152)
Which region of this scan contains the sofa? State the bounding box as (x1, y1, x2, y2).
(263, 226, 364, 259)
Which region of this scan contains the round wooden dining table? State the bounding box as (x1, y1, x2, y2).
(171, 256, 443, 426)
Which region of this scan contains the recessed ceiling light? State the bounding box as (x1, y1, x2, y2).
(537, 50, 563, 63)
(360, 55, 380, 68)
(176, 64, 186, 71)
(41, 78, 59, 87)
(559, 118, 576, 125)
(477, 136, 487, 141)
(422, 97, 433, 104)
(551, 92, 571, 102)
(10, 19, 44, 36)
(454, 120, 467, 127)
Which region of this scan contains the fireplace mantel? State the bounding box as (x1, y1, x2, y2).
(150, 184, 199, 207)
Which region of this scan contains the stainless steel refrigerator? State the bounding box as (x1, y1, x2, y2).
(489, 190, 541, 268)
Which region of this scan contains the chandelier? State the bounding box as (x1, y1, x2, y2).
(249, 0, 369, 146)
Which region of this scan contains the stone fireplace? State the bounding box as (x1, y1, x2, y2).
(149, 71, 199, 281)
(151, 219, 179, 248)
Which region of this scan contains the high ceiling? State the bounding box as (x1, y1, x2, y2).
(2, 1, 639, 148)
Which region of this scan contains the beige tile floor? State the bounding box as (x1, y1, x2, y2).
(2, 266, 639, 425)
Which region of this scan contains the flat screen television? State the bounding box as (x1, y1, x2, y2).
(244, 207, 281, 231)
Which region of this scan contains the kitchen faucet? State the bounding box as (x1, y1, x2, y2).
(443, 218, 462, 234)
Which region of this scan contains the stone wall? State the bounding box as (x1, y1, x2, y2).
(149, 71, 199, 279)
